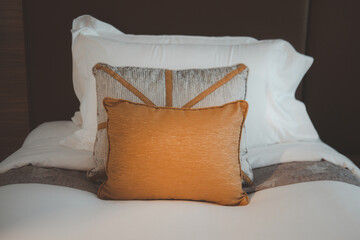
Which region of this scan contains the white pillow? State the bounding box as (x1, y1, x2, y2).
(61, 15, 319, 155)
(0, 121, 94, 174)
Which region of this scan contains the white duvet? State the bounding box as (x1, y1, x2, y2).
(1, 181, 359, 240)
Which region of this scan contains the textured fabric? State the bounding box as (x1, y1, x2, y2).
(0, 166, 100, 193)
(244, 160, 360, 193)
(90, 63, 253, 185)
(1, 161, 359, 196)
(98, 99, 249, 206)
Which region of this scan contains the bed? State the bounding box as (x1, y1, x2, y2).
(1, 1, 360, 239)
(1, 121, 360, 239)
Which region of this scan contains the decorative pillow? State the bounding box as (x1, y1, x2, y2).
(61, 15, 319, 161)
(89, 63, 253, 186)
(98, 98, 249, 206)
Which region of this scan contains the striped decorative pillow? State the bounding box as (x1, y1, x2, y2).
(89, 63, 253, 186)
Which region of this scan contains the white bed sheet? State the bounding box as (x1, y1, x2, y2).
(0, 121, 94, 174)
(1, 181, 359, 240)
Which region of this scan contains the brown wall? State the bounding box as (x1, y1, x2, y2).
(305, 0, 360, 165)
(0, 0, 29, 161)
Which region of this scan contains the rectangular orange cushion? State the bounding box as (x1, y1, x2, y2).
(98, 98, 249, 206)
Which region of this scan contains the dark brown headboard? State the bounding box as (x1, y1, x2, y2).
(1, 0, 359, 165)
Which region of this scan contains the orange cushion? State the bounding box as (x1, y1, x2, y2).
(98, 98, 249, 206)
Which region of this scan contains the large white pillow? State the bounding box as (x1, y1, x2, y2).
(61, 15, 319, 155)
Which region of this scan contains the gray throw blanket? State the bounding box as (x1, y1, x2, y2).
(0, 160, 359, 194)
